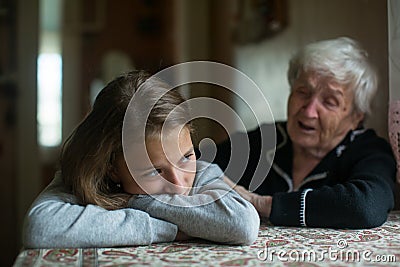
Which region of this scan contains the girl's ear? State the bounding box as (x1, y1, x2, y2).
(109, 152, 122, 183)
(109, 167, 121, 183)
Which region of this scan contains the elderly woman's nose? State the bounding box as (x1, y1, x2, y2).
(302, 97, 319, 118)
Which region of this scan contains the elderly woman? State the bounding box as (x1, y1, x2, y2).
(211, 37, 396, 229)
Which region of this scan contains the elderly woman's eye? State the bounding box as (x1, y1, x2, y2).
(295, 87, 309, 96)
(325, 98, 339, 108)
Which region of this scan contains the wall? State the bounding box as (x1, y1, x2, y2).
(235, 0, 389, 138)
(0, 1, 18, 265)
(0, 0, 40, 265)
(174, 0, 235, 144)
(388, 0, 400, 209)
(388, 0, 400, 101)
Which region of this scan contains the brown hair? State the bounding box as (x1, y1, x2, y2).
(60, 70, 191, 210)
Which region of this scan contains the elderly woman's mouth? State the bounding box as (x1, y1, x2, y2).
(298, 121, 316, 131)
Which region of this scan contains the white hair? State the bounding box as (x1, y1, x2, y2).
(287, 37, 378, 115)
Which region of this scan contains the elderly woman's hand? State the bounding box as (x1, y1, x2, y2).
(223, 176, 272, 218)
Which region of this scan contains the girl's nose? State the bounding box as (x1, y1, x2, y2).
(163, 167, 187, 194)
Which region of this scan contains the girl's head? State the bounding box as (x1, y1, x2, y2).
(61, 70, 195, 210)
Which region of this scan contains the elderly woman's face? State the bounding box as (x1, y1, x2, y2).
(287, 71, 364, 156)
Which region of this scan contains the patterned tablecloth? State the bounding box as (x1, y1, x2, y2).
(14, 211, 400, 266)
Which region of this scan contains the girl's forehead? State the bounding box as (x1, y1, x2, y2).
(130, 127, 192, 152)
(126, 128, 193, 170)
(145, 125, 191, 141)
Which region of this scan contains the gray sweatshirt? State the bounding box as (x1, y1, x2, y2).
(23, 161, 259, 248)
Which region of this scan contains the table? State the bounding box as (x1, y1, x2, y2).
(13, 211, 400, 266)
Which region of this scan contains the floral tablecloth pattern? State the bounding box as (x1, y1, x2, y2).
(14, 211, 400, 266)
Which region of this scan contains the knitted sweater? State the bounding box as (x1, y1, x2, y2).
(210, 122, 396, 229)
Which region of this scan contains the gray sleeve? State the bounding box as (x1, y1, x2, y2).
(128, 161, 260, 245)
(23, 173, 178, 248)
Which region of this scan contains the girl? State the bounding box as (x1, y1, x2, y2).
(23, 70, 259, 248)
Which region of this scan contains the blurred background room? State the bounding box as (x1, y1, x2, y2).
(0, 0, 397, 265)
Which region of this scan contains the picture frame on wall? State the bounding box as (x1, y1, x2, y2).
(232, 0, 288, 44)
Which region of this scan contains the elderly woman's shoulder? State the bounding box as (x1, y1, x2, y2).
(348, 127, 393, 154)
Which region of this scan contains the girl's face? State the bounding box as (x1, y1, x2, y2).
(114, 127, 196, 195)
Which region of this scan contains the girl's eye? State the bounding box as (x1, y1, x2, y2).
(182, 153, 195, 163)
(145, 169, 162, 177)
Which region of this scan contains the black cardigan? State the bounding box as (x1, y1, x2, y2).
(205, 121, 396, 229)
